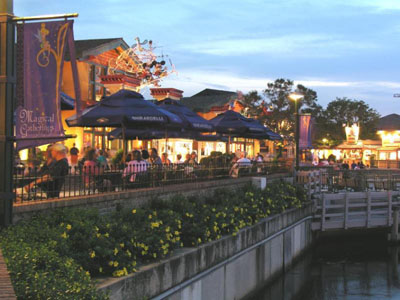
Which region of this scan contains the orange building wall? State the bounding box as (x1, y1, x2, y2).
(61, 110, 83, 154)
(62, 61, 90, 101)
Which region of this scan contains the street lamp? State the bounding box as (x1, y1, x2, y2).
(288, 92, 304, 170)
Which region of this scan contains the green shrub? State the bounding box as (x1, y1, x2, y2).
(0, 220, 107, 299)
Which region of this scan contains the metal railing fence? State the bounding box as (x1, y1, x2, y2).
(14, 161, 289, 202)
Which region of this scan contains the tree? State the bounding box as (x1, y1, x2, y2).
(315, 97, 380, 144)
(242, 79, 322, 139)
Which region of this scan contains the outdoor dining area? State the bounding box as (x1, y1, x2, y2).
(14, 89, 283, 202)
(297, 167, 400, 193)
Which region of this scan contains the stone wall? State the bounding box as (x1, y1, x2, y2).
(98, 204, 313, 300)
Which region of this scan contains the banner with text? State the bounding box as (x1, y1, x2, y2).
(16, 20, 74, 150)
(299, 114, 313, 149)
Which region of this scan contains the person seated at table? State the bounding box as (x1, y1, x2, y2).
(229, 152, 252, 178)
(183, 153, 191, 164)
(97, 149, 109, 170)
(162, 152, 172, 166)
(188, 151, 199, 165)
(141, 149, 150, 161)
(24, 144, 69, 198)
(123, 150, 148, 184)
(175, 154, 184, 164)
(82, 148, 102, 188)
(149, 148, 162, 166)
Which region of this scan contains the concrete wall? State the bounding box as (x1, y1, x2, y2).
(98, 204, 313, 300)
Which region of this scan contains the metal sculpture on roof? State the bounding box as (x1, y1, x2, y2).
(107, 37, 175, 91)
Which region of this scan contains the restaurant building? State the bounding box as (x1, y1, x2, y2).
(376, 114, 400, 168)
(312, 114, 400, 169)
(61, 37, 134, 152)
(20, 36, 279, 163)
(180, 89, 278, 159)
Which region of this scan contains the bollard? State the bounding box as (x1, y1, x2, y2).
(391, 206, 400, 242)
(252, 177, 266, 190)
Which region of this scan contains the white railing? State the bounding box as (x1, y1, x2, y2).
(312, 191, 400, 231)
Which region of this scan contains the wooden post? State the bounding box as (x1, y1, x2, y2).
(321, 193, 326, 231)
(366, 191, 371, 228)
(121, 124, 126, 163)
(391, 206, 399, 242)
(344, 192, 349, 229)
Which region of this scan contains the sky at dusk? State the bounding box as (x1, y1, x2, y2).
(14, 0, 400, 117)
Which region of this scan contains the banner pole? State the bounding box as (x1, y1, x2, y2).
(12, 13, 78, 22)
(0, 0, 14, 226)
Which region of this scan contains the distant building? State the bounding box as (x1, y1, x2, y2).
(180, 88, 243, 120)
(376, 113, 400, 168)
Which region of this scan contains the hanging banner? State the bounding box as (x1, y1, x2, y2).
(16, 20, 75, 150)
(299, 114, 313, 149)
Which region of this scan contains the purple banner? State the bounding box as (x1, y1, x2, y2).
(16, 20, 74, 150)
(299, 114, 313, 149)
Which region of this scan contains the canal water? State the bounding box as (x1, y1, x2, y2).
(248, 231, 400, 300)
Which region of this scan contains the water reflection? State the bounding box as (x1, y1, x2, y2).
(248, 233, 400, 300)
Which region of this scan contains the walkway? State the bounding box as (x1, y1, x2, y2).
(0, 250, 16, 299)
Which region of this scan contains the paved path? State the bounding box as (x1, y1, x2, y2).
(0, 250, 16, 299)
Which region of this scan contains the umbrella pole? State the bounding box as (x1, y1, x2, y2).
(165, 129, 168, 154)
(122, 124, 126, 163)
(244, 138, 247, 155)
(227, 135, 231, 154)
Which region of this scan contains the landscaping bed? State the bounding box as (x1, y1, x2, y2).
(0, 181, 306, 299)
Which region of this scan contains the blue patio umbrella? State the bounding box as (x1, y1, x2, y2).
(156, 98, 214, 132)
(209, 110, 282, 153)
(65, 89, 182, 129)
(66, 89, 183, 159)
(210, 110, 281, 139)
(245, 119, 282, 140)
(209, 110, 266, 136)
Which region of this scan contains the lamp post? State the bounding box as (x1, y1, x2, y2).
(288, 92, 304, 171)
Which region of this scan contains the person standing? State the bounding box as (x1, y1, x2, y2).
(189, 151, 199, 165)
(70, 143, 79, 169)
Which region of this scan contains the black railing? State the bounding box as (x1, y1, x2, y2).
(14, 161, 289, 202)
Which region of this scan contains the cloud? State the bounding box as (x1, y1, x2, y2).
(159, 70, 400, 99)
(179, 34, 379, 57)
(343, 0, 400, 11)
